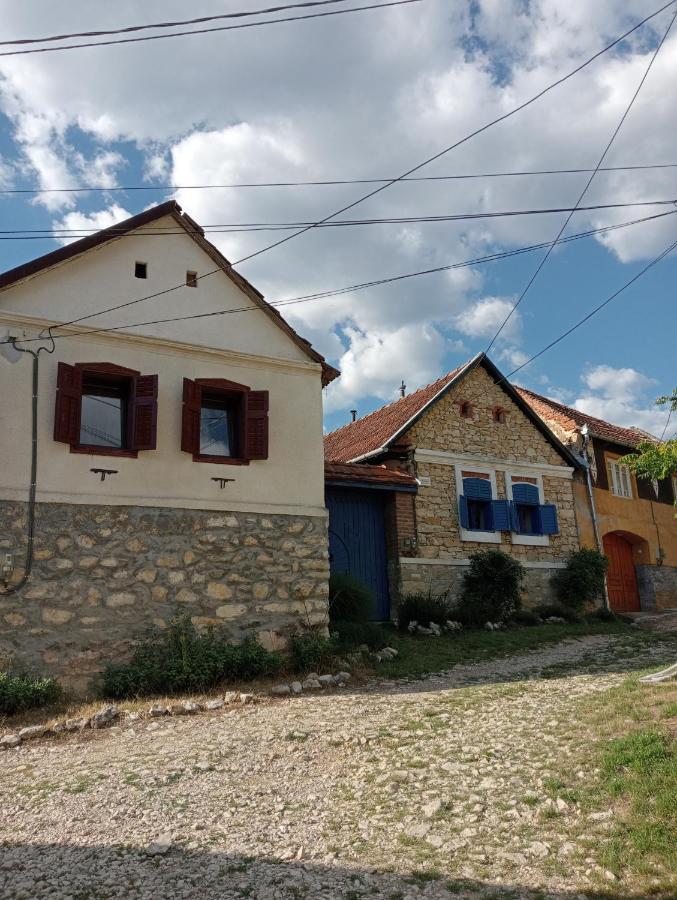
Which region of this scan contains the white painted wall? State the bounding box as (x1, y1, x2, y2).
(0, 220, 328, 515)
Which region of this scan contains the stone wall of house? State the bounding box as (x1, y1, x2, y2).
(0, 500, 329, 691)
(398, 561, 558, 607)
(636, 564, 677, 611)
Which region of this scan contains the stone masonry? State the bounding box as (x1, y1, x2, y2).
(0, 501, 329, 690)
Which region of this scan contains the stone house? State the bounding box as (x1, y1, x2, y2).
(324, 353, 582, 616)
(0, 201, 339, 689)
(517, 386, 677, 612)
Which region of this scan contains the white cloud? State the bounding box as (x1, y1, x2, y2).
(454, 297, 520, 340)
(573, 363, 665, 435)
(53, 204, 133, 246)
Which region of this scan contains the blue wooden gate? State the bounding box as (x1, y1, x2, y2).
(326, 487, 390, 620)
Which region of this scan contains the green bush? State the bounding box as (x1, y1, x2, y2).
(510, 608, 541, 627)
(552, 549, 608, 611)
(396, 590, 453, 632)
(533, 602, 582, 623)
(330, 620, 385, 650)
(289, 631, 339, 673)
(0, 671, 62, 716)
(101, 616, 282, 699)
(329, 573, 374, 623)
(455, 549, 524, 627)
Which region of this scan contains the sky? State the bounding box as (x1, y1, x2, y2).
(0, 0, 675, 437)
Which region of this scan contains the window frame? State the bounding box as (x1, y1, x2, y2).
(607, 456, 634, 499)
(186, 270, 198, 288)
(195, 385, 248, 465)
(454, 464, 500, 544)
(77, 370, 132, 456)
(506, 472, 550, 546)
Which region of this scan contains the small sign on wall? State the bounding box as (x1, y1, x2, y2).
(418, 476, 432, 487)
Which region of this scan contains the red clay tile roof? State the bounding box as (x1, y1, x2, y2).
(324, 461, 417, 487)
(324, 361, 471, 462)
(515, 386, 654, 449)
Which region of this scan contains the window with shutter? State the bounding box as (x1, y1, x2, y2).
(460, 476, 493, 531)
(507, 474, 557, 543)
(608, 459, 633, 498)
(181, 378, 269, 464)
(54, 361, 158, 457)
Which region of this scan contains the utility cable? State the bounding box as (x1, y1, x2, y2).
(2, 208, 674, 348)
(3, 161, 677, 195)
(8, 1, 673, 340)
(484, 4, 677, 354)
(3, 198, 676, 240)
(503, 235, 677, 382)
(0, 0, 423, 57)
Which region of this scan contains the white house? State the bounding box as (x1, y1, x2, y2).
(0, 201, 339, 689)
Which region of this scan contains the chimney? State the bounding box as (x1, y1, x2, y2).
(399, 380, 406, 398)
(350, 409, 357, 422)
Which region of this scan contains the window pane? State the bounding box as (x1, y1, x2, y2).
(200, 406, 234, 457)
(517, 503, 538, 535)
(80, 393, 124, 448)
(467, 498, 491, 530)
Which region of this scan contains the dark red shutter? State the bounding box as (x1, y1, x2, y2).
(245, 390, 269, 460)
(181, 378, 202, 454)
(129, 374, 158, 451)
(53, 362, 83, 444)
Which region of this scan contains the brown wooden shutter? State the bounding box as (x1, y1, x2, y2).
(245, 390, 269, 460)
(181, 378, 202, 454)
(129, 374, 158, 451)
(53, 362, 83, 444)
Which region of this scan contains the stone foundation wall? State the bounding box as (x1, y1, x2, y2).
(636, 564, 677, 611)
(0, 501, 329, 691)
(398, 561, 559, 609)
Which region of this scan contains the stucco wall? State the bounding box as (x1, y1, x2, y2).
(0, 500, 329, 691)
(405, 365, 579, 566)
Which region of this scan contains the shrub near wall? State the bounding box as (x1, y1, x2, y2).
(552, 549, 608, 612)
(0, 672, 62, 716)
(456, 549, 524, 627)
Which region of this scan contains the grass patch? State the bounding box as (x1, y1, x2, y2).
(369, 620, 640, 680)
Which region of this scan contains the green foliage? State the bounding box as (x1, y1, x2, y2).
(620, 389, 677, 485)
(603, 730, 673, 782)
(101, 616, 281, 699)
(396, 590, 453, 632)
(510, 608, 541, 627)
(0, 671, 62, 716)
(330, 619, 385, 650)
(533, 601, 582, 623)
(455, 549, 524, 627)
(289, 631, 339, 673)
(328, 573, 374, 623)
(552, 548, 608, 611)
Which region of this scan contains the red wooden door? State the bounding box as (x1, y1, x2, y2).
(603, 533, 640, 612)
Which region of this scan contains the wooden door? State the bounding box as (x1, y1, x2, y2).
(603, 533, 640, 612)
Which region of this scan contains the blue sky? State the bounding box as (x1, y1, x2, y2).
(0, 0, 675, 437)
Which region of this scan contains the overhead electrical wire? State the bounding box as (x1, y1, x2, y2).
(2, 208, 675, 348)
(3, 199, 676, 241)
(0, 0, 423, 57)
(4, 0, 674, 340)
(484, 3, 677, 354)
(504, 235, 677, 382)
(3, 162, 677, 195)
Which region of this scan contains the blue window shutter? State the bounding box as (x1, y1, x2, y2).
(463, 477, 492, 500)
(512, 482, 539, 504)
(540, 504, 559, 534)
(509, 500, 520, 533)
(491, 499, 510, 531)
(459, 495, 469, 529)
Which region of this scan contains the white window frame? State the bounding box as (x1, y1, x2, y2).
(608, 458, 633, 499)
(454, 464, 500, 544)
(506, 471, 550, 547)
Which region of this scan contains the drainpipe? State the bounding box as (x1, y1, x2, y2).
(580, 424, 610, 611)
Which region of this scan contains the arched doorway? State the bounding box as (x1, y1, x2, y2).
(603, 532, 640, 612)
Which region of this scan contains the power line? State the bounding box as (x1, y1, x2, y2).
(484, 3, 677, 354)
(0, 0, 354, 46)
(0, 0, 423, 58)
(3, 207, 674, 347)
(3, 162, 677, 195)
(7, 1, 674, 340)
(504, 235, 677, 382)
(2, 198, 676, 240)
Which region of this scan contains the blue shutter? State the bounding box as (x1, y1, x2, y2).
(539, 504, 559, 534)
(509, 500, 520, 533)
(463, 477, 492, 500)
(458, 495, 469, 528)
(512, 482, 539, 504)
(491, 499, 510, 531)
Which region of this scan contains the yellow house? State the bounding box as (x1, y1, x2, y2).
(517, 387, 676, 612)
